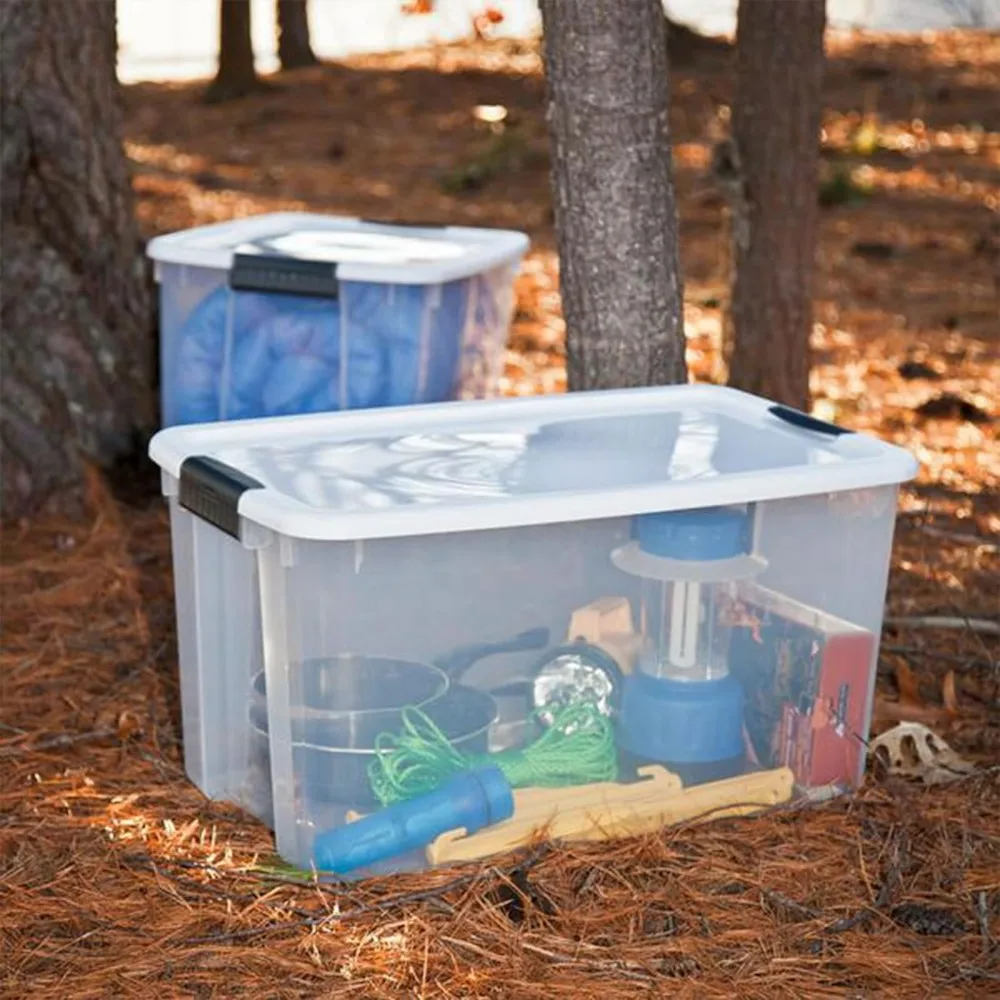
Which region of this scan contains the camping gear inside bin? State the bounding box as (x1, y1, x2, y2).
(249, 628, 548, 814)
(149, 385, 919, 875)
(611, 504, 767, 785)
(145, 212, 529, 426)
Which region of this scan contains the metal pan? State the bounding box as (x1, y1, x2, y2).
(250, 653, 449, 721)
(248, 628, 549, 818)
(250, 682, 498, 812)
(250, 628, 549, 726)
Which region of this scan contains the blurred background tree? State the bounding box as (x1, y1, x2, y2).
(206, 0, 259, 101)
(207, 0, 319, 102)
(0, 0, 153, 519)
(277, 0, 319, 70)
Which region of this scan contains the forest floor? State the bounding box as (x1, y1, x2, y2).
(2, 29, 999, 999)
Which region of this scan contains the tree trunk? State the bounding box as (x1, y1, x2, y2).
(0, 0, 153, 522)
(538, 0, 687, 391)
(277, 0, 319, 70)
(728, 0, 826, 410)
(206, 0, 259, 103)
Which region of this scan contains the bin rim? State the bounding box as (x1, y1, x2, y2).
(146, 211, 530, 286)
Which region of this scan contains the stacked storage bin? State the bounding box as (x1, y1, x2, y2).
(146, 213, 529, 426)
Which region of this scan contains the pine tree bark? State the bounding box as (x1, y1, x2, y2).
(0, 0, 153, 521)
(728, 0, 826, 410)
(538, 0, 687, 391)
(206, 0, 259, 102)
(277, 0, 319, 70)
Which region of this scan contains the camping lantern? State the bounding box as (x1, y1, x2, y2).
(612, 505, 766, 784)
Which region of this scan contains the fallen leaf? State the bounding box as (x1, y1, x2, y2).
(872, 699, 949, 728)
(870, 722, 976, 785)
(116, 711, 141, 741)
(894, 660, 922, 705)
(942, 670, 959, 715)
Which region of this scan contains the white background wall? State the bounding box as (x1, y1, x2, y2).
(116, 0, 1000, 84)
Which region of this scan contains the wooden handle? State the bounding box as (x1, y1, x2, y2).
(347, 766, 679, 828)
(424, 765, 680, 864)
(510, 764, 681, 814)
(427, 767, 794, 865)
(555, 766, 794, 842)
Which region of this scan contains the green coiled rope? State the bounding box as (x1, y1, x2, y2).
(367, 700, 619, 807)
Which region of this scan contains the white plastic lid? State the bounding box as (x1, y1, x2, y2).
(145, 212, 529, 285)
(149, 385, 919, 543)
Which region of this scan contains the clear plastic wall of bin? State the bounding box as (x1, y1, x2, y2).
(250, 484, 900, 875)
(157, 261, 517, 426)
(166, 493, 270, 822)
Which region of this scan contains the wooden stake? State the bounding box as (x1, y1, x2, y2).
(427, 766, 794, 865)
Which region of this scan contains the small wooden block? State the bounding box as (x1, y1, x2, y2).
(568, 596, 634, 644)
(566, 597, 642, 673)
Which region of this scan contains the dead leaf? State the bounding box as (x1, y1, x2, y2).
(894, 660, 922, 705)
(116, 711, 141, 742)
(870, 722, 976, 785)
(872, 699, 949, 728)
(942, 671, 959, 715)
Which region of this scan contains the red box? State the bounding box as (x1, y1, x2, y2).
(728, 583, 876, 790)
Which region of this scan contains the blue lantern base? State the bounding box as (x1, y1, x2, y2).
(616, 671, 746, 785)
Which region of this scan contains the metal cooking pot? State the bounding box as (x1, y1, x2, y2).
(249, 652, 449, 724)
(248, 628, 549, 820)
(250, 682, 498, 813)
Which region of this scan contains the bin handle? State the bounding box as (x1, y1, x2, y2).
(768, 404, 853, 437)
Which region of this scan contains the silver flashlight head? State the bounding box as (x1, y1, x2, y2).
(531, 642, 623, 729)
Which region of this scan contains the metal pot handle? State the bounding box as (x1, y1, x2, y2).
(432, 627, 550, 680)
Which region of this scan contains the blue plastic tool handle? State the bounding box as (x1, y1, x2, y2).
(312, 766, 514, 874)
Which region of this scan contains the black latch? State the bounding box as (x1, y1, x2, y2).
(358, 217, 446, 230)
(179, 455, 264, 539)
(768, 404, 853, 437)
(230, 252, 339, 298)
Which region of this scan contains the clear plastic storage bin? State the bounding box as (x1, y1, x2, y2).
(146, 213, 529, 426)
(149, 385, 918, 877)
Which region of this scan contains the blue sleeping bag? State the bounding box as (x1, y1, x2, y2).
(171, 278, 472, 425)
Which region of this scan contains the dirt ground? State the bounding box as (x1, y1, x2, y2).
(2, 29, 998, 998)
